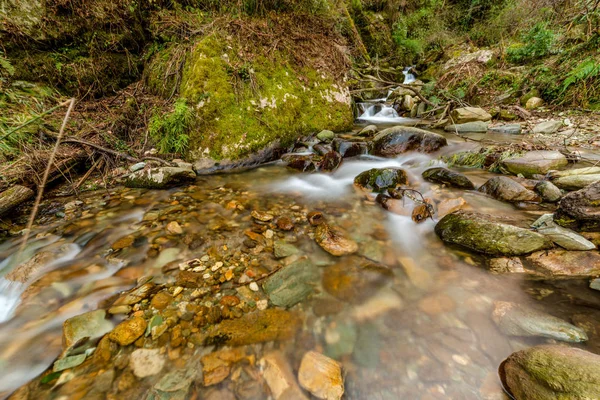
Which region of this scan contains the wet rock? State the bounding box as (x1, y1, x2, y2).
(125, 167, 196, 189)
(488, 257, 533, 275)
(273, 241, 300, 259)
(0, 185, 34, 216)
(534, 181, 562, 203)
(525, 97, 544, 110)
(130, 348, 165, 378)
(418, 293, 456, 316)
(532, 214, 596, 250)
(314, 223, 358, 257)
(166, 221, 183, 235)
(549, 166, 600, 180)
(317, 130, 335, 142)
(62, 310, 113, 356)
(260, 351, 308, 400)
(154, 369, 195, 393)
(354, 168, 408, 193)
(532, 120, 562, 134)
(488, 124, 522, 135)
(526, 250, 600, 278)
(6, 244, 75, 283)
(591, 278, 600, 291)
(371, 126, 447, 156)
(322, 256, 393, 303)
(444, 121, 489, 133)
(502, 151, 568, 178)
(283, 154, 317, 172)
(325, 321, 357, 358)
(437, 197, 467, 218)
(351, 288, 403, 321)
(298, 351, 344, 400)
(319, 151, 343, 172)
(552, 174, 600, 190)
(435, 211, 552, 256)
(205, 309, 300, 346)
(356, 124, 378, 137)
(263, 258, 319, 307)
(251, 210, 274, 222)
(113, 282, 157, 306)
(53, 354, 87, 372)
(332, 139, 368, 158)
(422, 168, 475, 190)
(108, 316, 147, 346)
(313, 143, 332, 156)
(554, 181, 600, 231)
(450, 107, 492, 124)
(500, 345, 600, 399)
(151, 291, 173, 310)
(276, 217, 294, 231)
(478, 176, 540, 202)
(202, 348, 247, 386)
(492, 301, 587, 342)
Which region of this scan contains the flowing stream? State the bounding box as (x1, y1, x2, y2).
(0, 126, 598, 399)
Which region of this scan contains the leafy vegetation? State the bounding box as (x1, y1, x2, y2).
(148, 99, 193, 154)
(506, 22, 558, 63)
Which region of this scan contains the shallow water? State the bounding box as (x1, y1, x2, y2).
(0, 128, 598, 399)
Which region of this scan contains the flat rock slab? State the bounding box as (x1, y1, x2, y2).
(532, 214, 596, 250)
(553, 174, 600, 190)
(444, 121, 489, 133)
(532, 120, 562, 134)
(450, 107, 492, 123)
(503, 151, 568, 178)
(478, 176, 539, 202)
(526, 250, 600, 278)
(489, 124, 522, 135)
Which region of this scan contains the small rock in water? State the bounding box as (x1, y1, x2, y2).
(422, 168, 475, 190)
(298, 351, 344, 400)
(62, 310, 113, 355)
(502, 151, 568, 178)
(317, 130, 335, 142)
(526, 250, 600, 278)
(353, 168, 408, 193)
(276, 216, 295, 231)
(129, 348, 165, 378)
(273, 241, 299, 259)
(418, 293, 456, 316)
(437, 197, 467, 218)
(534, 181, 562, 203)
(315, 223, 358, 257)
(125, 166, 196, 189)
(590, 279, 600, 291)
(260, 351, 308, 400)
(53, 354, 87, 372)
(322, 256, 392, 303)
(263, 258, 319, 308)
(166, 221, 183, 235)
(450, 107, 492, 123)
(108, 316, 147, 346)
(371, 126, 447, 156)
(478, 176, 540, 203)
(251, 210, 274, 222)
(554, 180, 600, 231)
(531, 214, 596, 250)
(492, 301, 588, 342)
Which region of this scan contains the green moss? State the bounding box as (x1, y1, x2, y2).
(148, 99, 192, 154)
(178, 33, 353, 160)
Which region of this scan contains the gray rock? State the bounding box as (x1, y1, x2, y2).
(273, 241, 300, 259)
(371, 126, 447, 156)
(525, 97, 544, 110)
(422, 167, 475, 189)
(591, 279, 600, 291)
(263, 258, 319, 308)
(534, 181, 562, 202)
(435, 211, 552, 256)
(532, 214, 596, 250)
(444, 121, 489, 133)
(125, 167, 196, 189)
(532, 120, 562, 134)
(62, 310, 114, 357)
(356, 125, 378, 137)
(500, 345, 600, 400)
(53, 354, 87, 372)
(555, 181, 600, 231)
(129, 162, 146, 172)
(503, 151, 568, 178)
(130, 348, 165, 378)
(450, 107, 492, 123)
(317, 130, 335, 142)
(549, 166, 600, 179)
(492, 301, 587, 342)
(332, 139, 368, 158)
(553, 174, 600, 190)
(478, 176, 540, 202)
(488, 124, 522, 134)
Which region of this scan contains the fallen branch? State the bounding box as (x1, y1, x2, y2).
(0, 99, 72, 142)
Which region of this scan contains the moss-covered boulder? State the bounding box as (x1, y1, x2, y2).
(354, 168, 408, 192)
(422, 167, 475, 190)
(371, 126, 447, 157)
(435, 211, 552, 256)
(125, 167, 196, 189)
(500, 345, 600, 400)
(147, 32, 353, 161)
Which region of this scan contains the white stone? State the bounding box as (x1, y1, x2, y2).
(130, 349, 165, 378)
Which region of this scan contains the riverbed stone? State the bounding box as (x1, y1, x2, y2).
(319, 151, 343, 172)
(130, 348, 165, 378)
(500, 345, 600, 400)
(273, 241, 300, 259)
(492, 301, 587, 342)
(422, 167, 475, 189)
(260, 351, 308, 400)
(488, 124, 522, 134)
(478, 176, 540, 202)
(263, 258, 319, 307)
(108, 316, 147, 346)
(450, 107, 492, 123)
(371, 126, 447, 156)
(444, 121, 489, 133)
(314, 223, 358, 256)
(317, 130, 335, 142)
(332, 139, 368, 158)
(502, 151, 568, 178)
(591, 279, 600, 291)
(525, 97, 544, 110)
(354, 168, 408, 193)
(531, 214, 596, 250)
(322, 256, 393, 303)
(62, 310, 114, 356)
(534, 181, 562, 202)
(532, 120, 562, 134)
(552, 174, 600, 190)
(526, 250, 600, 278)
(435, 211, 552, 256)
(437, 197, 468, 218)
(554, 181, 600, 231)
(356, 125, 378, 137)
(125, 167, 196, 189)
(298, 351, 344, 400)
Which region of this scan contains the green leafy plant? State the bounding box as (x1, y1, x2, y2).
(148, 99, 192, 154)
(506, 22, 557, 63)
(562, 57, 600, 92)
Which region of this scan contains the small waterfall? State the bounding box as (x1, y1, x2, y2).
(356, 66, 418, 123)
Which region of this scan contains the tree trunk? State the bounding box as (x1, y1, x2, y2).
(0, 185, 34, 216)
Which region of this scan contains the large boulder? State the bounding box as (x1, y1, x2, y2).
(478, 176, 540, 202)
(435, 211, 552, 256)
(450, 107, 492, 124)
(554, 181, 600, 231)
(371, 127, 447, 156)
(354, 168, 408, 193)
(502, 151, 568, 178)
(500, 345, 600, 400)
(422, 167, 475, 190)
(125, 167, 196, 189)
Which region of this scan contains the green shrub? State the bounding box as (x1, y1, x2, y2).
(506, 22, 557, 63)
(148, 99, 192, 154)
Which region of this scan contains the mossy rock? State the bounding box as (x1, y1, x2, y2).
(354, 168, 408, 193)
(422, 167, 475, 190)
(500, 345, 600, 399)
(371, 126, 447, 156)
(435, 210, 552, 256)
(554, 181, 600, 231)
(149, 33, 353, 161)
(125, 167, 196, 189)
